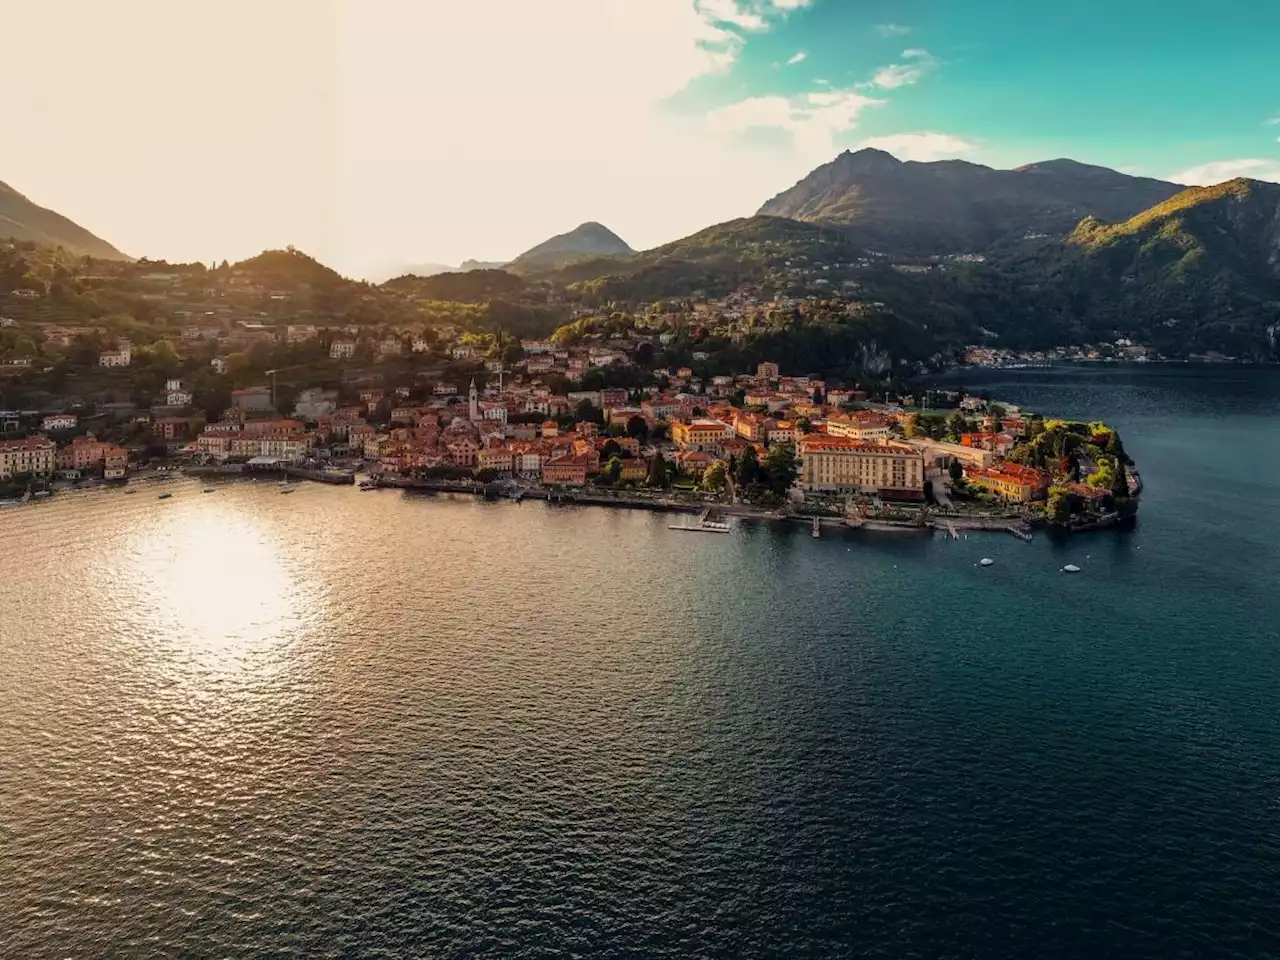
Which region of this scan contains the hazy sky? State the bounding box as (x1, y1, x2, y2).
(3, 0, 1278, 277)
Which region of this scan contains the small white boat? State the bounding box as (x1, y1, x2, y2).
(980, 558, 994, 567)
(1062, 563, 1081, 573)
(279, 485, 298, 494)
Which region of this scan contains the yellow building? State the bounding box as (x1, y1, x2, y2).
(0, 436, 56, 479)
(671, 418, 733, 454)
(798, 436, 924, 498)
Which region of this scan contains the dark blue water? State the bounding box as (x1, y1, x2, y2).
(2, 364, 1279, 957)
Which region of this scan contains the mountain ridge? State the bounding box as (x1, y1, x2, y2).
(757, 149, 1183, 254)
(0, 179, 129, 260)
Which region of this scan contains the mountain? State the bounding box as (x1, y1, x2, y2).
(506, 222, 633, 274)
(0, 179, 128, 259)
(546, 215, 862, 300)
(757, 149, 1182, 254)
(367, 259, 511, 283)
(1047, 178, 1280, 356)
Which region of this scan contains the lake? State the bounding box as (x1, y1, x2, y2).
(3, 364, 1279, 957)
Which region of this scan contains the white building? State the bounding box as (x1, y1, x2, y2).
(330, 340, 357, 360)
(167, 390, 194, 407)
(41, 414, 77, 431)
(210, 357, 228, 374)
(99, 349, 131, 367)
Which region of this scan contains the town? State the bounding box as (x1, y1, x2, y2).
(1, 303, 1139, 531)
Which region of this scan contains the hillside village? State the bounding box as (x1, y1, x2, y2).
(0, 250, 1139, 529)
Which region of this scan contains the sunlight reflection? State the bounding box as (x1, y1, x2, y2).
(128, 506, 309, 670)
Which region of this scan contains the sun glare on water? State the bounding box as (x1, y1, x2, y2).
(125, 504, 311, 670)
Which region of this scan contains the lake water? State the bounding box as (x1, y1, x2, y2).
(3, 365, 1279, 958)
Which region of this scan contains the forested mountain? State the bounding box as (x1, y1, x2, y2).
(756, 149, 1181, 255)
(506, 222, 633, 274)
(1, 180, 129, 260)
(1049, 178, 1280, 356)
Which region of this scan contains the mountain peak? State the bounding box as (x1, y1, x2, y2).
(506, 221, 633, 274)
(757, 150, 1182, 254)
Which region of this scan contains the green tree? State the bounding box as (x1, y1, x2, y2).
(1047, 489, 1071, 524)
(601, 456, 622, 485)
(948, 459, 964, 482)
(702, 461, 727, 493)
(736, 445, 761, 486)
(626, 414, 649, 443)
(763, 441, 798, 494)
(647, 451, 668, 488)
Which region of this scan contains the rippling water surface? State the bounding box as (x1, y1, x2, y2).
(3, 365, 1280, 957)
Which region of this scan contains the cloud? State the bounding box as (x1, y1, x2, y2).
(697, 0, 766, 32)
(875, 23, 913, 37)
(1266, 116, 1280, 125)
(857, 132, 978, 161)
(870, 48, 938, 89)
(707, 87, 886, 159)
(787, 51, 807, 65)
(1171, 158, 1280, 185)
(696, 0, 812, 34)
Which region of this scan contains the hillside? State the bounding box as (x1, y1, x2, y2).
(547, 216, 863, 301)
(757, 149, 1181, 254)
(506, 222, 633, 274)
(0, 180, 129, 260)
(1048, 178, 1280, 356)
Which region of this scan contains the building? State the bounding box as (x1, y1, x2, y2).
(767, 420, 799, 445)
(964, 463, 1050, 502)
(797, 436, 925, 498)
(542, 455, 588, 486)
(617, 458, 647, 483)
(210, 357, 229, 375)
(671, 418, 734, 454)
(0, 436, 56, 478)
(469, 379, 480, 422)
(103, 445, 128, 480)
(166, 390, 194, 407)
(98, 348, 131, 367)
(825, 412, 891, 442)
(231, 386, 274, 413)
(41, 414, 77, 432)
(476, 447, 514, 476)
(56, 435, 116, 471)
(330, 340, 357, 360)
(756, 361, 780, 380)
(907, 438, 995, 470)
(154, 417, 193, 442)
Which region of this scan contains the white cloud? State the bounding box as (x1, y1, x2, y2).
(696, 0, 812, 33)
(707, 88, 885, 159)
(697, 0, 766, 32)
(858, 132, 978, 161)
(0, 0, 848, 276)
(1171, 158, 1280, 185)
(875, 23, 913, 36)
(787, 51, 807, 65)
(1265, 116, 1280, 125)
(870, 48, 938, 89)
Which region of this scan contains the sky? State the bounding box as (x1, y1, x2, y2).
(2, 0, 1278, 277)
